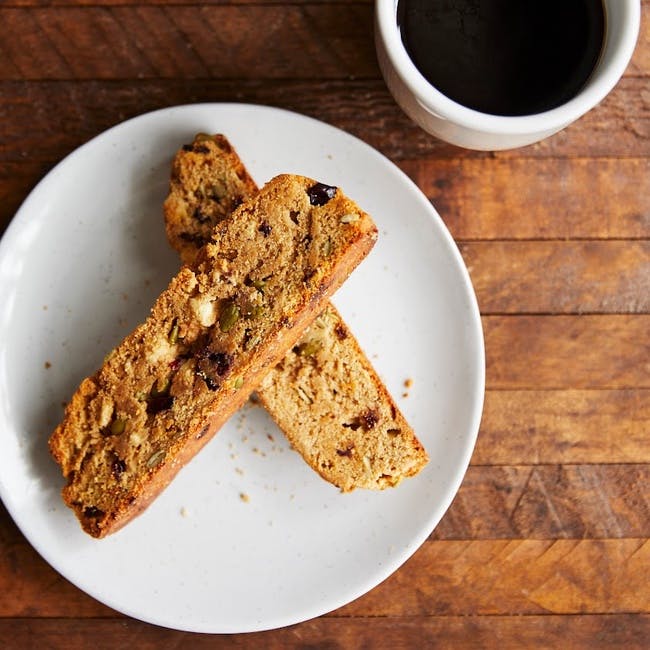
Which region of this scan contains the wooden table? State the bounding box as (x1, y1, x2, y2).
(1, 1, 648, 647)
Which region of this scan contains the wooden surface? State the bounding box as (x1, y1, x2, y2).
(1, 1, 649, 647)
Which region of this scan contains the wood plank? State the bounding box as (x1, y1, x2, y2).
(0, 505, 115, 617)
(1, 0, 648, 80)
(0, 6, 377, 80)
(0, 161, 54, 233)
(475, 390, 650, 465)
(409, 158, 650, 240)
(0, 79, 436, 165)
(4, 509, 650, 617)
(0, 78, 648, 164)
(434, 465, 650, 540)
(484, 315, 650, 389)
(0, 615, 648, 649)
(460, 241, 650, 314)
(5, 156, 650, 241)
(339, 539, 650, 616)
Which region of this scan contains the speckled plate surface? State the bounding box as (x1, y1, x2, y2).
(0, 104, 484, 633)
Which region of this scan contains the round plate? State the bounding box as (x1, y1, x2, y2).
(0, 104, 484, 633)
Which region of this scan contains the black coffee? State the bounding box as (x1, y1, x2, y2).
(397, 0, 605, 116)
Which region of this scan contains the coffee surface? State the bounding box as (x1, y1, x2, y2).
(397, 0, 605, 116)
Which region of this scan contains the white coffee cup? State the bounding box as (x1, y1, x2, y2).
(375, 0, 640, 150)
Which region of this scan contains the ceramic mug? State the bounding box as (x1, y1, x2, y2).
(375, 0, 641, 150)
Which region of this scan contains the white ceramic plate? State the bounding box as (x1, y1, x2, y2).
(0, 104, 484, 633)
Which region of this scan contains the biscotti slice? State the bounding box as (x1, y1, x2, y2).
(256, 305, 428, 491)
(164, 133, 258, 265)
(164, 134, 429, 491)
(49, 174, 378, 537)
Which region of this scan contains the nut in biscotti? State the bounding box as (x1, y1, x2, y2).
(49, 174, 378, 538)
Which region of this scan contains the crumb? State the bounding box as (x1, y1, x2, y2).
(121, 292, 129, 301)
(267, 433, 274, 442)
(404, 378, 413, 389)
(402, 392, 409, 398)
(240, 492, 250, 503)
(42, 305, 48, 310)
(44, 361, 52, 369)
(180, 507, 189, 518)
(235, 467, 244, 475)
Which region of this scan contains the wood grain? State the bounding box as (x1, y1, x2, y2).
(460, 241, 650, 314)
(0, 6, 377, 80)
(5, 154, 650, 243)
(0, 615, 648, 650)
(4, 495, 649, 618)
(339, 539, 650, 616)
(1, 0, 649, 644)
(484, 315, 650, 389)
(434, 465, 650, 540)
(0, 77, 648, 166)
(475, 389, 650, 465)
(410, 158, 650, 240)
(0, 506, 114, 617)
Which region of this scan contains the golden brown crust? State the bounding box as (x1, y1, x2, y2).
(164, 135, 429, 492)
(49, 173, 377, 537)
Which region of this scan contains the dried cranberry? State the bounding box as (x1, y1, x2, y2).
(168, 357, 183, 372)
(343, 409, 379, 431)
(307, 182, 337, 206)
(83, 506, 104, 518)
(193, 207, 210, 223)
(146, 393, 174, 415)
(212, 351, 233, 375)
(179, 232, 207, 246)
(361, 409, 380, 430)
(334, 323, 348, 341)
(195, 348, 234, 390)
(111, 457, 127, 479)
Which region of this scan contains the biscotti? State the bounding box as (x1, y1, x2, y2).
(257, 305, 429, 491)
(164, 133, 258, 265)
(164, 134, 429, 491)
(49, 174, 378, 537)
